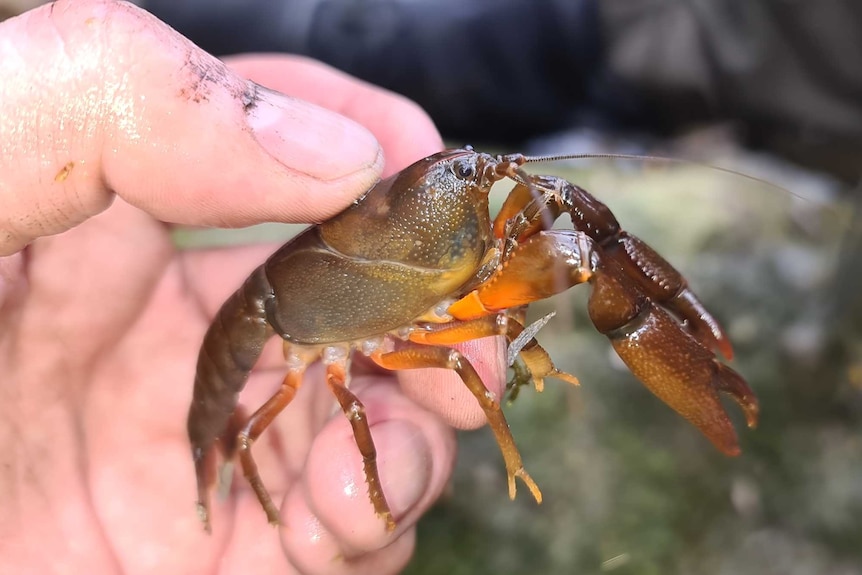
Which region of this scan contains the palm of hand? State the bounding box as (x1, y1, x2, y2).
(1, 202, 431, 573)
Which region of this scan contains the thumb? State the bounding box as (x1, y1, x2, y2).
(0, 0, 384, 256)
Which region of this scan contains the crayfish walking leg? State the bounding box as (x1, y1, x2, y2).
(326, 359, 396, 531)
(371, 344, 543, 503)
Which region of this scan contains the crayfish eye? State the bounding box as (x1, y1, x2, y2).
(454, 160, 475, 179)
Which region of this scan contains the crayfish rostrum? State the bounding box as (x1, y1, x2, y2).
(188, 148, 759, 531)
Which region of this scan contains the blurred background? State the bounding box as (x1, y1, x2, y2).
(7, 1, 860, 572)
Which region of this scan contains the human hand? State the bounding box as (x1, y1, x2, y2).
(0, 2, 507, 574)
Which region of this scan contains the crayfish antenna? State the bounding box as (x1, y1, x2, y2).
(516, 152, 789, 197)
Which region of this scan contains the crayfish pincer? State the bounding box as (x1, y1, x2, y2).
(188, 148, 759, 531)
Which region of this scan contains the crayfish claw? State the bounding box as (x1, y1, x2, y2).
(714, 361, 760, 429)
(675, 289, 736, 360)
(604, 301, 752, 457)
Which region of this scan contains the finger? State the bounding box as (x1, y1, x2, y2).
(279, 490, 415, 575)
(0, 0, 389, 255)
(225, 493, 414, 575)
(224, 54, 443, 174)
(290, 376, 455, 556)
(0, 253, 25, 311)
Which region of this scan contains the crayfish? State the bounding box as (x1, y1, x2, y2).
(188, 148, 759, 531)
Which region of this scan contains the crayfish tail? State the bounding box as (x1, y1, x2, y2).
(187, 265, 275, 529)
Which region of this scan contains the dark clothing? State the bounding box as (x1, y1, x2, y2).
(144, 0, 862, 181)
(600, 1, 862, 181)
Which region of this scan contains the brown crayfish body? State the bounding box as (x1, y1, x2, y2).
(188, 148, 759, 531)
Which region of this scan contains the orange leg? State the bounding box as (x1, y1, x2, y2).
(370, 344, 543, 504)
(234, 368, 305, 525)
(409, 314, 507, 345)
(409, 314, 578, 392)
(324, 361, 396, 532)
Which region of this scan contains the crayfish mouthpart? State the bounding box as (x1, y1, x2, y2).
(507, 312, 556, 366)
